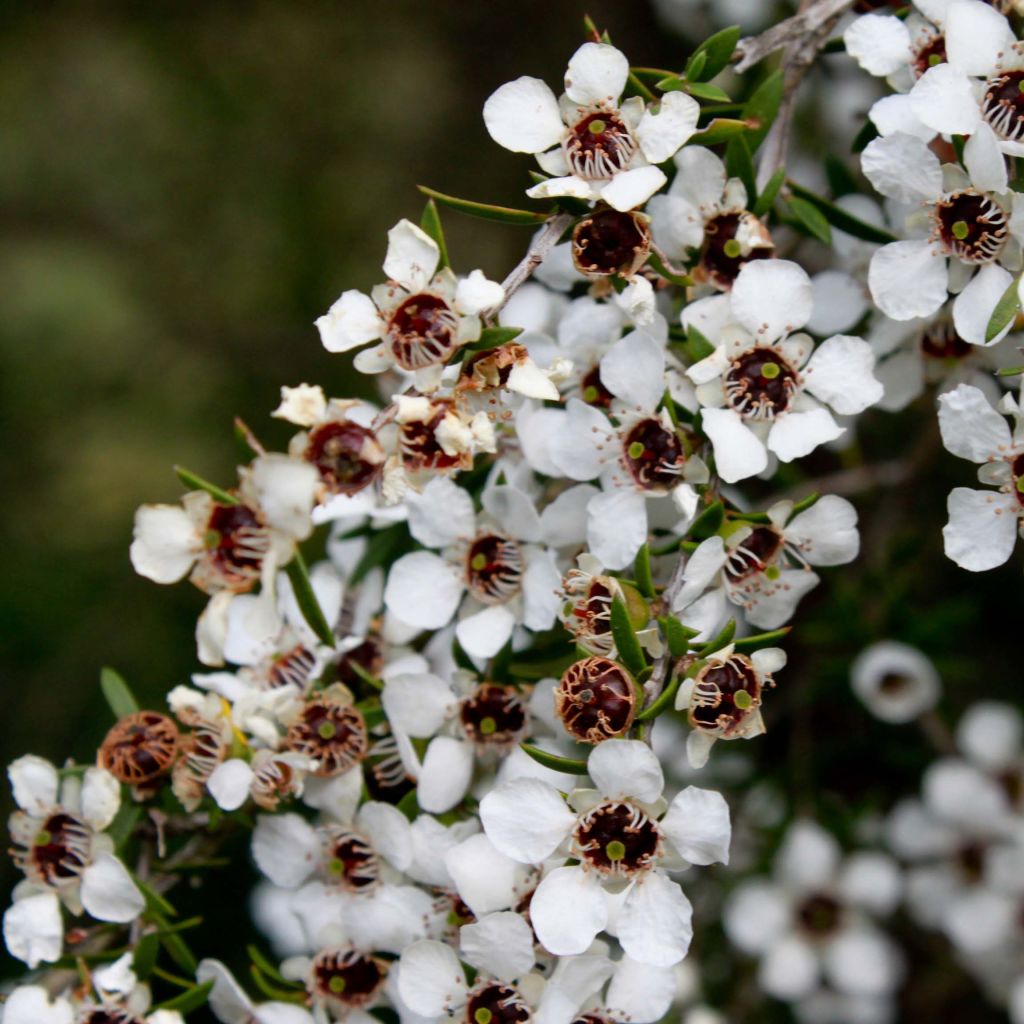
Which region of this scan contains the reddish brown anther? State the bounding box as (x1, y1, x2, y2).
(465, 534, 524, 604)
(311, 947, 388, 1011)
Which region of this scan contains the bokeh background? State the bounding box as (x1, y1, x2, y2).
(1, 2, 1019, 1020)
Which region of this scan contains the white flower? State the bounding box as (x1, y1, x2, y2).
(484, 42, 699, 211)
(850, 641, 941, 723)
(685, 261, 882, 482)
(479, 739, 730, 965)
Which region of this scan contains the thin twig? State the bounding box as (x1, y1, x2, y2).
(492, 212, 574, 315)
(734, 0, 856, 74)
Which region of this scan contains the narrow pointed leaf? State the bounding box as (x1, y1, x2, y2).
(152, 981, 214, 1015)
(696, 617, 736, 657)
(420, 199, 450, 270)
(683, 51, 707, 81)
(685, 323, 716, 361)
(753, 166, 785, 217)
(742, 69, 784, 152)
(986, 275, 1021, 343)
(689, 25, 741, 81)
(519, 743, 589, 775)
(658, 614, 699, 657)
(634, 544, 656, 600)
(464, 326, 524, 351)
(611, 595, 647, 676)
(417, 185, 548, 226)
(100, 667, 139, 719)
(682, 81, 731, 102)
(732, 627, 791, 652)
(726, 135, 756, 208)
(686, 500, 724, 540)
(133, 932, 160, 980)
(688, 118, 749, 147)
(787, 181, 897, 244)
(173, 466, 238, 505)
(285, 549, 335, 647)
(788, 196, 832, 244)
(790, 492, 821, 516)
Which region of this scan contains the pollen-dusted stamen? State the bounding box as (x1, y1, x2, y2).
(463, 982, 532, 1024)
(621, 418, 686, 491)
(14, 811, 92, 887)
(460, 683, 528, 748)
(387, 293, 460, 370)
(320, 826, 380, 892)
(933, 190, 1008, 264)
(572, 209, 651, 277)
(305, 421, 385, 496)
(572, 800, 661, 877)
(555, 656, 636, 743)
(311, 947, 388, 1010)
(286, 693, 368, 777)
(399, 398, 469, 473)
(565, 112, 637, 180)
(920, 320, 973, 361)
(724, 525, 784, 582)
(559, 571, 616, 655)
(699, 211, 773, 289)
(983, 69, 1024, 144)
(465, 534, 524, 604)
(99, 711, 179, 785)
(265, 644, 319, 691)
(689, 654, 763, 736)
(912, 34, 947, 78)
(724, 349, 798, 421)
(579, 365, 615, 409)
(796, 892, 844, 939)
(194, 502, 271, 593)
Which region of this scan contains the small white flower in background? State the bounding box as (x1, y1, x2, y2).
(676, 642, 786, 769)
(484, 42, 700, 211)
(480, 739, 730, 965)
(685, 260, 882, 483)
(850, 640, 941, 723)
(724, 820, 903, 1005)
(3, 756, 144, 966)
(938, 381, 1024, 570)
(315, 219, 503, 390)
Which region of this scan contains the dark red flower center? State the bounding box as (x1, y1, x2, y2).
(572, 209, 650, 277)
(460, 684, 528, 746)
(26, 811, 90, 885)
(565, 112, 636, 179)
(797, 892, 844, 938)
(573, 801, 661, 876)
(464, 983, 532, 1024)
(312, 948, 387, 1008)
(690, 655, 762, 736)
(305, 421, 383, 496)
(934, 190, 1007, 264)
(725, 349, 798, 420)
(322, 827, 379, 892)
(725, 526, 784, 582)
(201, 502, 269, 591)
(983, 69, 1024, 143)
(388, 293, 460, 370)
(622, 418, 685, 491)
(700, 212, 772, 289)
(287, 698, 368, 776)
(555, 656, 636, 743)
(465, 534, 524, 604)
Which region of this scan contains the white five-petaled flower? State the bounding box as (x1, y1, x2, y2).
(484, 42, 700, 211)
(685, 260, 883, 483)
(315, 219, 504, 390)
(850, 640, 941, 723)
(479, 739, 731, 965)
(938, 381, 1024, 569)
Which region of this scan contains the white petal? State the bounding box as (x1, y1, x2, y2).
(455, 270, 505, 315)
(417, 737, 475, 814)
(768, 408, 844, 462)
(244, 454, 318, 541)
(945, 0, 1014, 75)
(301, 766, 362, 823)
(723, 881, 789, 954)
(617, 872, 693, 966)
(527, 175, 595, 201)
(480, 778, 575, 863)
(869, 93, 935, 141)
(3, 893, 63, 968)
(861, 133, 942, 203)
(381, 672, 456, 738)
(251, 814, 319, 888)
(1, 987, 73, 1024)
(272, 383, 327, 427)
(456, 605, 516, 660)
(731, 260, 813, 344)
(92, 952, 138, 997)
(540, 483, 598, 548)
(483, 485, 543, 542)
(522, 548, 563, 632)
(8, 755, 58, 815)
(686, 729, 717, 770)
(952, 262, 1014, 346)
(637, 92, 700, 163)
(937, 382, 1013, 461)
(80, 853, 145, 923)
(406, 476, 476, 548)
(843, 14, 911, 75)
(758, 935, 819, 1000)
(444, 833, 521, 916)
(383, 220, 440, 294)
(701, 408, 767, 483)
(600, 330, 665, 411)
(588, 740, 664, 803)
(909, 63, 981, 136)
(531, 866, 608, 956)
(965, 121, 1008, 194)
(130, 504, 198, 583)
(868, 239, 948, 320)
(823, 926, 900, 997)
(357, 801, 414, 871)
(661, 787, 732, 866)
(605, 957, 677, 1023)
(484, 77, 565, 153)
(851, 640, 941, 723)
(957, 701, 1023, 770)
(670, 145, 727, 212)
(785, 495, 860, 566)
(564, 43, 629, 106)
(506, 359, 560, 401)
(384, 551, 463, 629)
(839, 852, 904, 916)
(804, 335, 883, 415)
(673, 536, 727, 611)
(614, 276, 656, 326)
(807, 271, 869, 337)
(943, 486, 1018, 570)
(548, 399, 609, 481)
(315, 290, 385, 353)
(207, 759, 254, 811)
(397, 940, 466, 1018)
(600, 166, 667, 213)
(460, 911, 536, 982)
(777, 820, 840, 889)
(587, 489, 648, 570)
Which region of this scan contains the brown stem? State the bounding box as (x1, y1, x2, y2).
(491, 212, 574, 317)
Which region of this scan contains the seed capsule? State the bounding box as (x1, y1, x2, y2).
(99, 711, 179, 785)
(572, 209, 651, 278)
(554, 656, 636, 743)
(286, 688, 368, 776)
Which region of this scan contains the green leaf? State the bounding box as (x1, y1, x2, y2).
(658, 614, 699, 658)
(348, 659, 383, 692)
(464, 325, 524, 351)
(451, 637, 478, 674)
(100, 667, 139, 719)
(986, 274, 1021, 343)
(250, 966, 306, 1002)
(688, 25, 741, 81)
(417, 185, 548, 226)
(683, 51, 707, 82)
(634, 544, 656, 601)
(725, 135, 756, 209)
(742, 69, 784, 153)
(787, 182, 898, 244)
(682, 81, 731, 102)
(788, 196, 832, 244)
(490, 638, 514, 684)
(420, 199, 449, 270)
(753, 167, 785, 218)
(790, 491, 821, 516)
(152, 981, 214, 1015)
(696, 617, 736, 657)
(647, 250, 690, 287)
(997, 365, 1024, 377)
(284, 550, 335, 647)
(510, 651, 578, 681)
(160, 929, 198, 975)
(106, 801, 142, 853)
(133, 932, 160, 980)
(686, 500, 724, 541)
(685, 323, 716, 362)
(626, 71, 656, 103)
(520, 743, 589, 775)
(611, 596, 647, 676)
(248, 945, 292, 985)
(825, 154, 858, 198)
(687, 118, 748, 147)
(173, 466, 237, 505)
(732, 627, 791, 652)
(636, 675, 683, 721)
(396, 788, 419, 821)
(138, 877, 177, 918)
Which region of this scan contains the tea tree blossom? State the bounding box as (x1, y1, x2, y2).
(850, 641, 942, 723)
